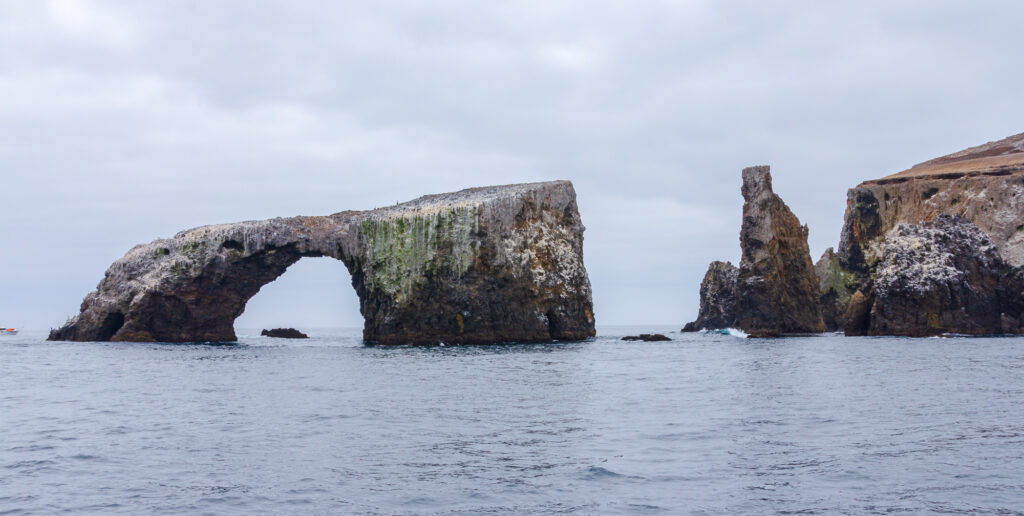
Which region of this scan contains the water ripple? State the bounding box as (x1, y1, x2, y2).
(2, 328, 1024, 514)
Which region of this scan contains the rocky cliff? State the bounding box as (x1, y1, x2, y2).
(684, 166, 825, 336)
(50, 181, 596, 344)
(822, 132, 1024, 335)
(838, 133, 1024, 274)
(863, 215, 1024, 336)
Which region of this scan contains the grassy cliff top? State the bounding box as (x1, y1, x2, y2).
(869, 133, 1024, 184)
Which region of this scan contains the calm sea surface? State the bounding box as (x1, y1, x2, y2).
(2, 327, 1024, 515)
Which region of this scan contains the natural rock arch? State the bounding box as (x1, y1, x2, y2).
(50, 181, 596, 344)
(234, 256, 361, 331)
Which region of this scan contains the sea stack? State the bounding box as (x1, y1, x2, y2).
(682, 261, 738, 332)
(684, 166, 825, 337)
(820, 132, 1024, 336)
(49, 181, 596, 344)
(735, 166, 826, 336)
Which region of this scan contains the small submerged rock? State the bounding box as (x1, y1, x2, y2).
(261, 328, 309, 339)
(621, 334, 671, 342)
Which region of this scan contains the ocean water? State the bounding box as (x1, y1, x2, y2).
(2, 327, 1024, 515)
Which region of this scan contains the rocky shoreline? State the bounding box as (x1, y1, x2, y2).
(818, 132, 1024, 337)
(687, 132, 1024, 337)
(48, 134, 1024, 343)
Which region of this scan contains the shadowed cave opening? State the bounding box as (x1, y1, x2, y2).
(233, 257, 362, 336)
(97, 311, 125, 341)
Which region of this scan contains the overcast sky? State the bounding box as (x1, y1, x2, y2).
(1, 0, 1022, 331)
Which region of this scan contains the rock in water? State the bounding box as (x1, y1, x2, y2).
(49, 181, 596, 344)
(865, 215, 1023, 336)
(261, 328, 308, 339)
(684, 166, 824, 337)
(831, 132, 1024, 335)
(621, 334, 671, 342)
(681, 261, 738, 332)
(735, 166, 825, 337)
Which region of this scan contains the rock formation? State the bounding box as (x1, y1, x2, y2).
(735, 166, 826, 336)
(49, 181, 596, 344)
(822, 132, 1024, 335)
(681, 261, 738, 332)
(261, 328, 308, 339)
(621, 334, 671, 342)
(861, 215, 1024, 336)
(815, 247, 857, 331)
(684, 166, 825, 337)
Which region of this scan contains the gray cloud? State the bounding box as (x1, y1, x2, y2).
(1, 0, 1022, 330)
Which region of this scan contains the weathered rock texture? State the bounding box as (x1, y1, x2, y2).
(824, 132, 1024, 335)
(684, 166, 825, 336)
(815, 247, 857, 331)
(50, 181, 596, 344)
(681, 261, 738, 332)
(864, 216, 1024, 336)
(735, 166, 826, 336)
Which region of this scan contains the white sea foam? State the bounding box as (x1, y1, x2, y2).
(700, 328, 748, 338)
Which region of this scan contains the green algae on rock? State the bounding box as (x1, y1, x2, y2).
(814, 248, 858, 331)
(49, 181, 596, 345)
(359, 206, 479, 302)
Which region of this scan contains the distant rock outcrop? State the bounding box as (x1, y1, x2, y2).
(826, 132, 1024, 336)
(684, 166, 824, 337)
(261, 328, 309, 339)
(49, 181, 596, 345)
(621, 334, 671, 342)
(682, 261, 738, 332)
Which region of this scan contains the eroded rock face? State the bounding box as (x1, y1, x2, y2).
(842, 290, 874, 337)
(734, 167, 825, 337)
(831, 132, 1024, 335)
(50, 181, 596, 344)
(839, 133, 1024, 271)
(685, 166, 824, 336)
(867, 215, 1023, 336)
(815, 248, 857, 331)
(682, 261, 738, 332)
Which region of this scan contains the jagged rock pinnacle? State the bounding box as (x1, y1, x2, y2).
(685, 165, 824, 336)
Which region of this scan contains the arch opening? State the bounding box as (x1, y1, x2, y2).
(233, 256, 362, 337)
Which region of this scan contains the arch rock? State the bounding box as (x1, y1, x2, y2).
(49, 181, 596, 344)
